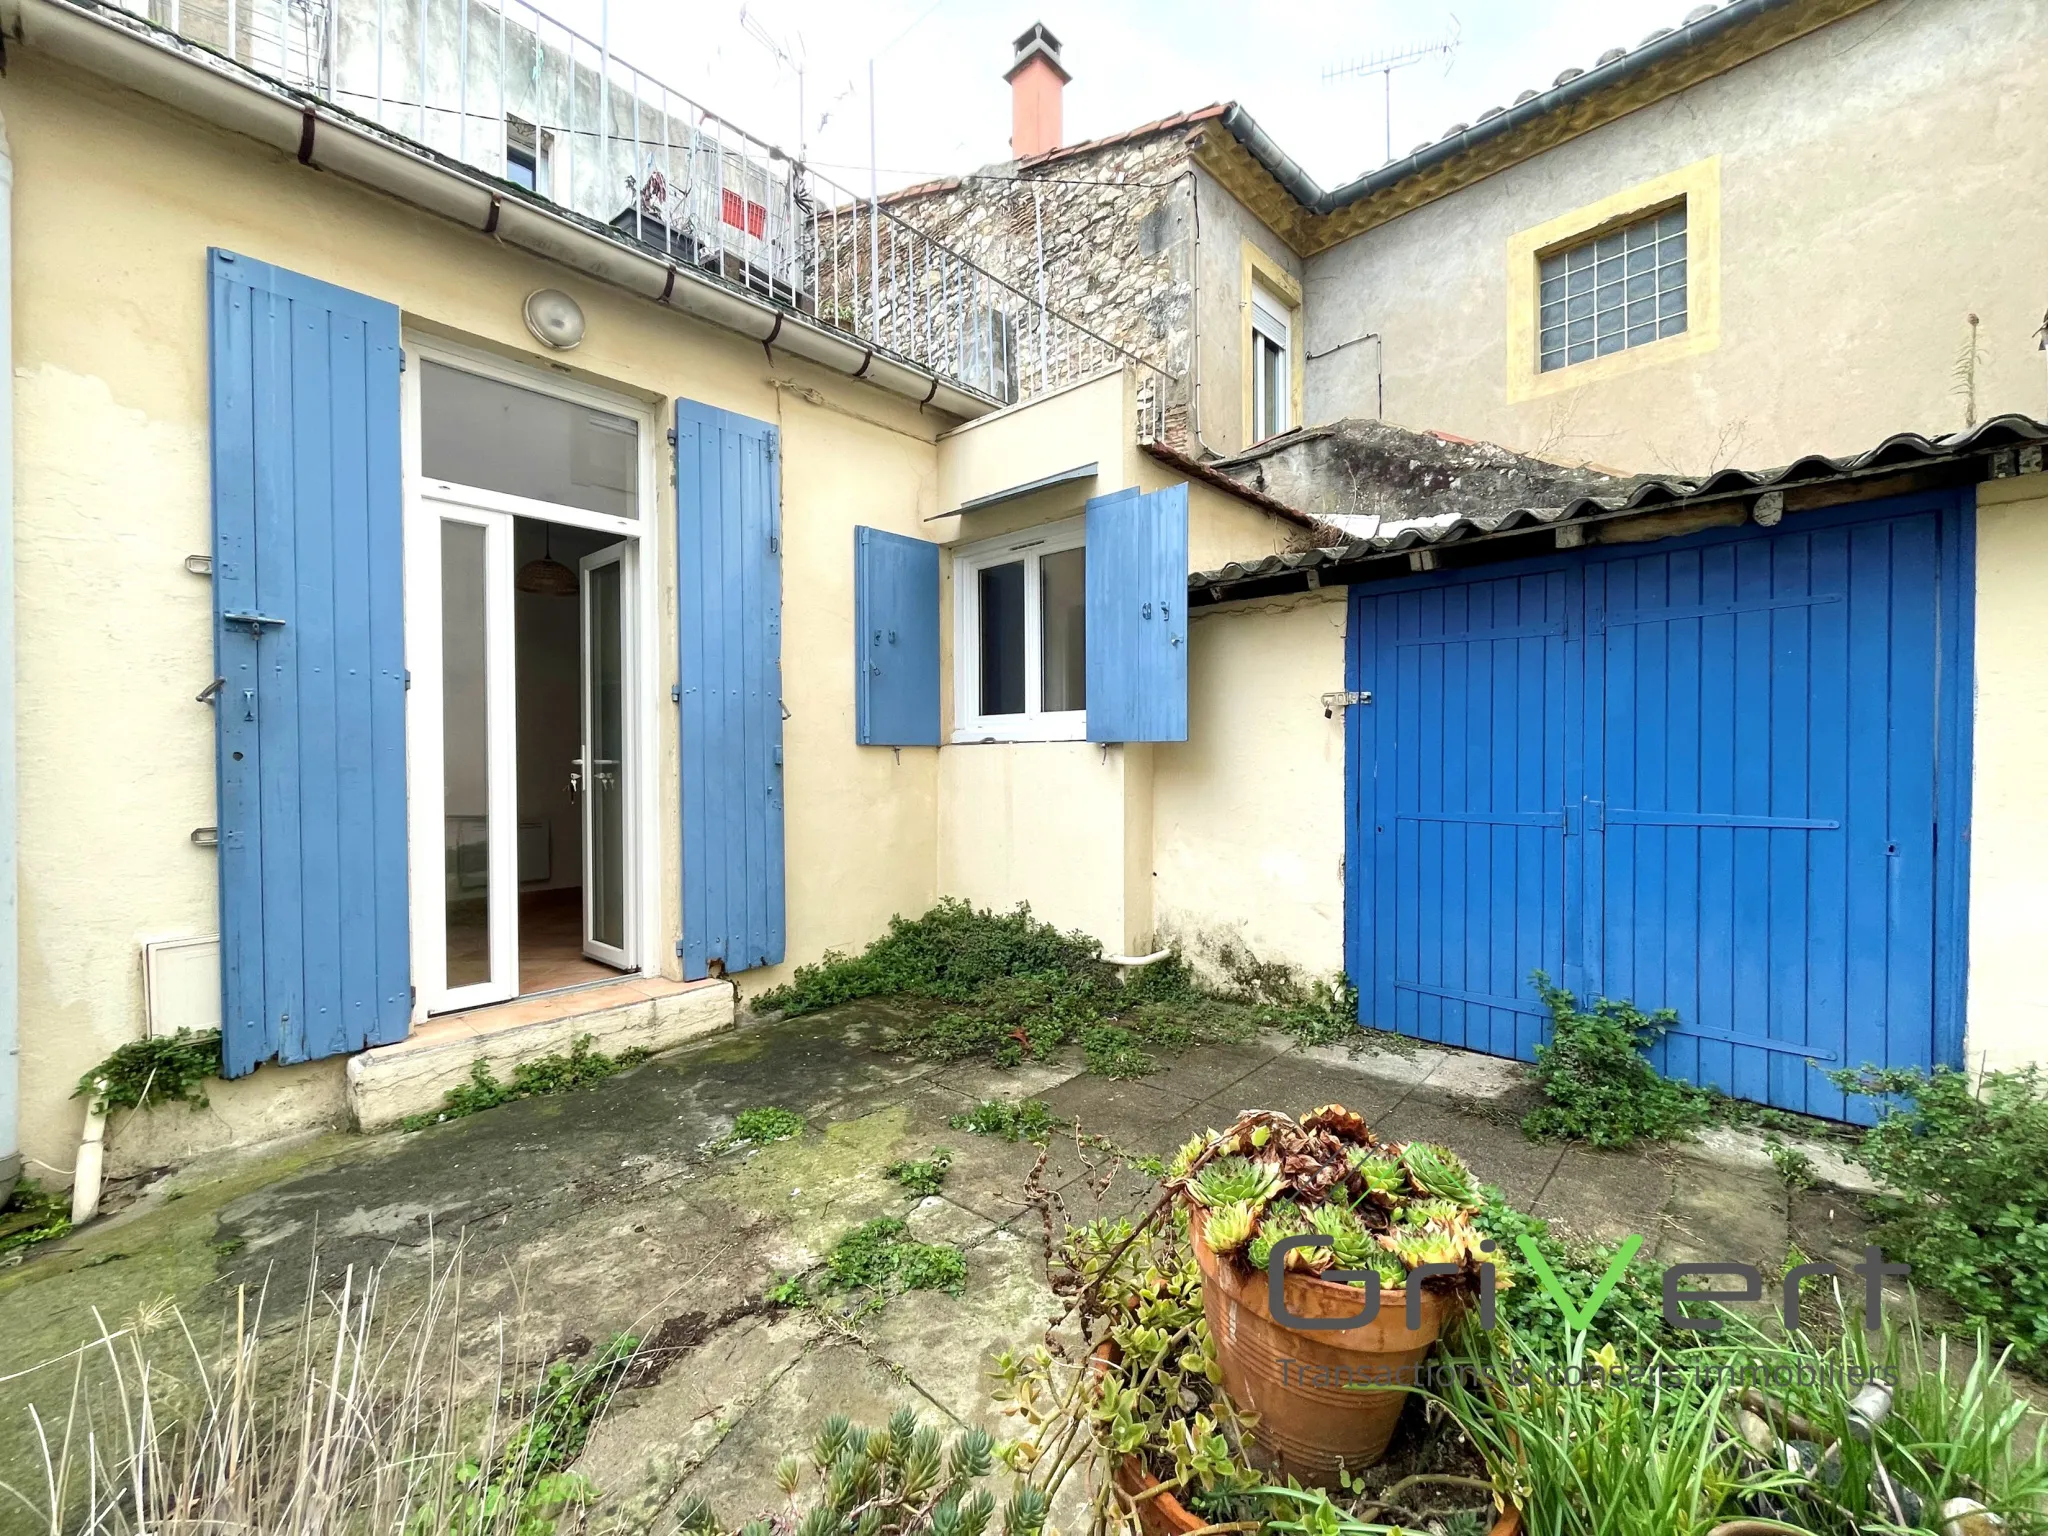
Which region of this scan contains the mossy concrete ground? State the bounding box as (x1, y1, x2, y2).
(0, 1003, 1872, 1528)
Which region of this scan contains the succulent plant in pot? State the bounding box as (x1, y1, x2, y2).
(991, 1216, 1267, 1536)
(1169, 1105, 1497, 1486)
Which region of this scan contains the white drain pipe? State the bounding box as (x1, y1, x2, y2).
(0, 101, 18, 1210)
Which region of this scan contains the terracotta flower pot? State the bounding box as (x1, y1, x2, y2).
(1112, 1455, 1521, 1536)
(1189, 1209, 1455, 1485)
(1112, 1452, 1207, 1536)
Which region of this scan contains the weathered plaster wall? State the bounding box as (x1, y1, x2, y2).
(929, 370, 1307, 953)
(4, 53, 944, 1177)
(1965, 477, 2048, 1076)
(1152, 591, 1348, 983)
(1191, 165, 1306, 462)
(1304, 0, 2048, 471)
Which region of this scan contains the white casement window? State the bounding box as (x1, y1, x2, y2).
(953, 518, 1087, 743)
(1250, 283, 1291, 442)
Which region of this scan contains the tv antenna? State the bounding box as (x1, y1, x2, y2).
(1324, 20, 1461, 166)
(739, 4, 808, 162)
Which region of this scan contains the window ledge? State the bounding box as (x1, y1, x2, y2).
(949, 715, 1088, 745)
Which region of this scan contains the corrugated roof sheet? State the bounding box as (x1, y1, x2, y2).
(1188, 415, 2048, 602)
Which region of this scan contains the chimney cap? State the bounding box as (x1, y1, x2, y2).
(1006, 21, 1070, 84)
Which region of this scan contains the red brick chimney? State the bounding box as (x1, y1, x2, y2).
(1006, 22, 1069, 159)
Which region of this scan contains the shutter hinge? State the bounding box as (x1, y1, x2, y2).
(399, 348, 407, 372)
(769, 533, 780, 553)
(671, 682, 681, 703)
(404, 669, 412, 690)
(675, 937, 686, 959)
(666, 427, 677, 448)
(410, 984, 417, 1005)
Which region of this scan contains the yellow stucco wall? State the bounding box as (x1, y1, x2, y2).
(1966, 479, 2048, 1075)
(1153, 591, 1348, 982)
(926, 370, 1309, 954)
(4, 53, 944, 1175)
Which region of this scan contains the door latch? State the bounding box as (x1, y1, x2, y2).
(223, 611, 288, 633)
(1320, 690, 1372, 718)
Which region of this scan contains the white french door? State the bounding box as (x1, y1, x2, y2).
(409, 494, 521, 1013)
(579, 544, 633, 968)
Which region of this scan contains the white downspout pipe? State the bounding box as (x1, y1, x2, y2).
(0, 101, 19, 1209)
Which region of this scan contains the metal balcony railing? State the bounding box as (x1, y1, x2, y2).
(106, 0, 1179, 413)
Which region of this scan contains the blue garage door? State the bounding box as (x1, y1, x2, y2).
(1346, 496, 1973, 1117)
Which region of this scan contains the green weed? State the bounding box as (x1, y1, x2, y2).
(1469, 1188, 1674, 1354)
(1764, 1136, 1817, 1190)
(884, 1149, 953, 1198)
(719, 1107, 805, 1149)
(1521, 972, 1715, 1148)
(947, 1098, 1063, 1143)
(74, 1028, 223, 1113)
(1831, 1062, 2048, 1361)
(0, 1180, 72, 1263)
(400, 1035, 650, 1130)
(752, 900, 1356, 1079)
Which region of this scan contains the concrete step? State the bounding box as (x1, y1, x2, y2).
(347, 975, 735, 1131)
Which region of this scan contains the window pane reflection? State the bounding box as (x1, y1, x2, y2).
(1040, 546, 1086, 713)
(978, 561, 1026, 716)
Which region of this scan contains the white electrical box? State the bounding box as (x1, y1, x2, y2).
(141, 936, 222, 1039)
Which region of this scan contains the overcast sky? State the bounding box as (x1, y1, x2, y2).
(545, 0, 1702, 198)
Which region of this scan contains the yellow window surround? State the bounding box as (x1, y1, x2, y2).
(1240, 240, 1304, 449)
(1506, 155, 1721, 404)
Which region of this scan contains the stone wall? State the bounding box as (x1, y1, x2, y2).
(887, 131, 1196, 447)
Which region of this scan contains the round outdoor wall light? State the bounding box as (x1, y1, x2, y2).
(523, 288, 586, 350)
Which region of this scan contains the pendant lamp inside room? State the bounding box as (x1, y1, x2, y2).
(516, 525, 580, 597)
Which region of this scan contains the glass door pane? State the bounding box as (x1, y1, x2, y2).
(441, 520, 494, 987)
(581, 547, 630, 965)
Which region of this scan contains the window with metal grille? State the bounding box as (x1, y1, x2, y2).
(1538, 203, 1686, 372)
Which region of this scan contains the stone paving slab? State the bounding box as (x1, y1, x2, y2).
(1529, 1145, 1676, 1250)
(1205, 1050, 1421, 1128)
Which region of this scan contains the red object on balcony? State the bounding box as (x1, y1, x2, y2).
(721, 189, 768, 237)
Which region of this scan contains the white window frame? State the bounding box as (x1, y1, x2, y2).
(505, 115, 554, 198)
(952, 517, 1087, 744)
(1250, 283, 1291, 442)
(401, 335, 662, 1020)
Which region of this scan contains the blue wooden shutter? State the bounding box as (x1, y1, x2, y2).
(675, 399, 785, 977)
(854, 527, 940, 746)
(1085, 482, 1189, 743)
(208, 248, 409, 1076)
